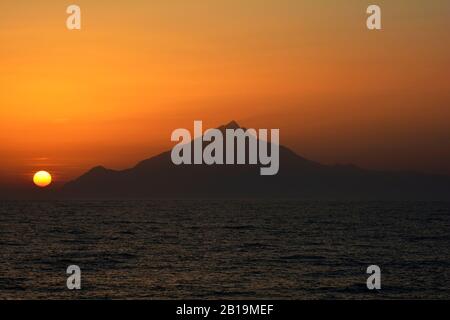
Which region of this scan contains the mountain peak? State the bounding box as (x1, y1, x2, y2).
(224, 120, 240, 129)
(216, 121, 242, 133)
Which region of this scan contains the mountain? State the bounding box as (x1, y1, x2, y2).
(60, 121, 450, 200)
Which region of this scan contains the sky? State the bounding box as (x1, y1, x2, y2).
(1, 0, 450, 188)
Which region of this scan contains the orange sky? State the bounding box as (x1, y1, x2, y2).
(1, 1, 450, 187)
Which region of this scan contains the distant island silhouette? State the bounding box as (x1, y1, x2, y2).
(60, 121, 450, 200)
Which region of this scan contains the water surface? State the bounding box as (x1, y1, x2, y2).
(0, 200, 449, 299)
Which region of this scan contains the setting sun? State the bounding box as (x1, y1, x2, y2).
(33, 171, 52, 188)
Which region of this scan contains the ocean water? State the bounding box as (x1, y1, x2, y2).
(0, 200, 449, 299)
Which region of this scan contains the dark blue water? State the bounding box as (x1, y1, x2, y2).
(0, 200, 449, 299)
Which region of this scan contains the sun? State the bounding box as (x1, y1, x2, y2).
(33, 171, 52, 188)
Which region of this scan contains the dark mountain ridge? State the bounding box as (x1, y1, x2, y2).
(60, 121, 450, 200)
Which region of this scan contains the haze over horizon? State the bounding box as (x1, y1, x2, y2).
(1, 1, 450, 188)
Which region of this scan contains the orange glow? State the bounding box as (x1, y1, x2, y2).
(33, 171, 52, 188)
(1, 1, 450, 186)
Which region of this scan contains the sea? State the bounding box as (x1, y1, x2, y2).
(0, 200, 449, 299)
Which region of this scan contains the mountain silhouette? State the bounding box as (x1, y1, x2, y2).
(60, 121, 450, 200)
